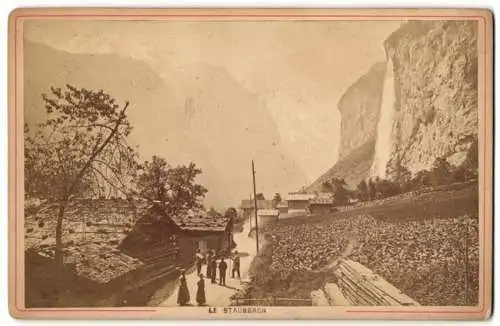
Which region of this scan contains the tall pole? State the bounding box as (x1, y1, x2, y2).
(249, 193, 252, 229)
(464, 225, 469, 305)
(252, 160, 259, 253)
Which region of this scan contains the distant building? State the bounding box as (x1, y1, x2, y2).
(309, 196, 335, 214)
(277, 201, 288, 214)
(285, 193, 316, 213)
(240, 199, 273, 218)
(257, 209, 280, 227)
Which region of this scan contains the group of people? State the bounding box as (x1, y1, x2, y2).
(177, 249, 241, 306)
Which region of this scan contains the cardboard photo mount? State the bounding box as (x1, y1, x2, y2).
(8, 7, 493, 320)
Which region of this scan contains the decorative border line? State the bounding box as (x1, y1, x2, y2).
(11, 10, 491, 317)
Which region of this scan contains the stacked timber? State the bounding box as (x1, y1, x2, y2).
(323, 283, 351, 306)
(331, 259, 420, 306)
(310, 289, 330, 306)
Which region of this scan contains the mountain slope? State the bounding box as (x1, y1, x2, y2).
(174, 64, 308, 206)
(306, 62, 386, 191)
(305, 139, 375, 192)
(23, 41, 306, 207)
(24, 40, 188, 161)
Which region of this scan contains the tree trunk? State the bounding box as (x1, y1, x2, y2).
(54, 202, 67, 268)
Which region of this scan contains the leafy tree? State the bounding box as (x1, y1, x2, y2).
(367, 178, 376, 200)
(375, 179, 401, 198)
(224, 207, 238, 220)
(24, 85, 138, 266)
(430, 157, 453, 186)
(356, 180, 368, 201)
(255, 193, 266, 200)
(451, 165, 470, 182)
(136, 156, 208, 216)
(272, 193, 282, 208)
(460, 138, 479, 180)
(411, 169, 432, 188)
(322, 180, 333, 193)
(207, 207, 222, 218)
(324, 178, 349, 206)
(463, 138, 478, 170)
(397, 165, 413, 192)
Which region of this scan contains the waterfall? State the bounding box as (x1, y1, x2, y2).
(371, 52, 397, 178)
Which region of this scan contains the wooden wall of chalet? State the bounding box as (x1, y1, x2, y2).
(288, 200, 309, 210)
(309, 204, 333, 214)
(177, 230, 234, 260)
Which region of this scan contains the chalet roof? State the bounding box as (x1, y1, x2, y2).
(285, 193, 316, 201)
(257, 209, 279, 217)
(277, 201, 288, 208)
(172, 209, 230, 233)
(240, 199, 273, 209)
(24, 198, 152, 284)
(310, 197, 334, 205)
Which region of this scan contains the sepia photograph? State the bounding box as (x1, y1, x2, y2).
(8, 8, 493, 320)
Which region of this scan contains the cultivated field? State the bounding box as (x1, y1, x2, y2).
(244, 181, 479, 306)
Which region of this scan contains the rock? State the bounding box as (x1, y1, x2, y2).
(383, 21, 478, 178)
(307, 20, 478, 189)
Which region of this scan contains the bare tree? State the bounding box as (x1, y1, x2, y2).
(24, 85, 139, 267)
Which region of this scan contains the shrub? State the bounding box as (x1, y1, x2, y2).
(68, 228, 75, 234)
(41, 235, 48, 240)
(27, 227, 34, 233)
(375, 179, 401, 198)
(38, 221, 45, 228)
(97, 228, 108, 234)
(430, 157, 453, 186)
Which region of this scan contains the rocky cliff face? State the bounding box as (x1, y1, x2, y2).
(381, 20, 478, 179)
(308, 20, 478, 191)
(337, 62, 386, 160)
(306, 63, 385, 192)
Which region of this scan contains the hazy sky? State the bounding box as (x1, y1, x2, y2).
(24, 19, 401, 181)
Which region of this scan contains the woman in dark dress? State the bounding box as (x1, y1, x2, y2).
(177, 270, 190, 306)
(196, 273, 206, 306)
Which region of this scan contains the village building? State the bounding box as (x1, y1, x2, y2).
(173, 209, 234, 257)
(239, 199, 273, 219)
(256, 209, 280, 228)
(309, 196, 335, 214)
(123, 202, 234, 262)
(276, 201, 288, 214)
(285, 193, 316, 213)
(24, 199, 234, 307)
